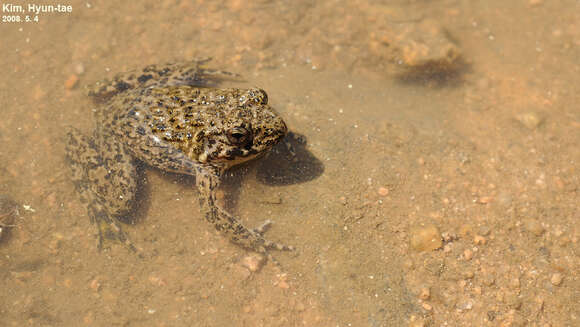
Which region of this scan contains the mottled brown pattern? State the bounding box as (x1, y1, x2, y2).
(66, 61, 292, 257)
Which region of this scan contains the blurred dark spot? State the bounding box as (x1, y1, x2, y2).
(256, 131, 324, 186)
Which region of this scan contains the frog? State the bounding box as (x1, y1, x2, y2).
(65, 60, 293, 259)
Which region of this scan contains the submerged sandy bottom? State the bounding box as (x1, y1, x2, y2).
(1, 1, 578, 326)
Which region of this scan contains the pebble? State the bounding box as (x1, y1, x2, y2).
(419, 287, 430, 300)
(459, 224, 474, 237)
(276, 273, 290, 289)
(473, 235, 486, 245)
(409, 224, 442, 251)
(65, 74, 79, 90)
(477, 196, 493, 204)
(456, 300, 473, 311)
(408, 315, 427, 327)
(83, 311, 95, 324)
(524, 219, 545, 236)
(550, 273, 563, 286)
(377, 187, 389, 196)
(516, 112, 544, 129)
(463, 249, 473, 260)
(482, 276, 495, 286)
(478, 225, 491, 236)
(89, 278, 101, 292)
(509, 278, 521, 289)
(442, 231, 457, 242)
(241, 254, 265, 272)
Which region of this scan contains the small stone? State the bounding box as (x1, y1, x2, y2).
(482, 276, 495, 286)
(241, 254, 265, 272)
(442, 231, 457, 242)
(456, 300, 473, 311)
(276, 273, 290, 289)
(421, 303, 432, 311)
(516, 112, 544, 129)
(277, 280, 290, 289)
(339, 196, 347, 205)
(524, 219, 545, 236)
(477, 196, 493, 204)
(83, 311, 95, 324)
(550, 273, 563, 286)
(459, 224, 474, 237)
(65, 74, 79, 90)
(463, 249, 473, 260)
(377, 187, 389, 196)
(478, 226, 491, 236)
(408, 315, 427, 327)
(509, 278, 521, 289)
(89, 279, 101, 292)
(473, 235, 486, 245)
(409, 224, 443, 251)
(419, 287, 430, 300)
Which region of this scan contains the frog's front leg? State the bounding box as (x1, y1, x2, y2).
(195, 165, 293, 254)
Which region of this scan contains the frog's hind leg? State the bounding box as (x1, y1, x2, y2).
(88, 59, 238, 102)
(65, 128, 138, 252)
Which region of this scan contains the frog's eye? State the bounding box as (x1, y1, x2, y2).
(226, 127, 252, 146)
(254, 89, 268, 104)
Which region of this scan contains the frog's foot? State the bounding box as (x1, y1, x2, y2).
(251, 220, 294, 252)
(256, 238, 294, 268)
(91, 207, 137, 253)
(252, 219, 273, 235)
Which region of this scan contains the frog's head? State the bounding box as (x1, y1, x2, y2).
(198, 88, 287, 167)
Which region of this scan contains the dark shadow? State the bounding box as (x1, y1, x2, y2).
(117, 163, 151, 225)
(256, 131, 325, 186)
(132, 131, 323, 217)
(395, 57, 471, 88)
(0, 194, 19, 246)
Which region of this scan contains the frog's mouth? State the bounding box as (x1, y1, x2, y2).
(197, 144, 266, 167)
(215, 147, 271, 168)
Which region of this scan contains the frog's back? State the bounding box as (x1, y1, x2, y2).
(104, 85, 285, 174)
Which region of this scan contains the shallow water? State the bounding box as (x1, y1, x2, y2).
(1, 1, 579, 326)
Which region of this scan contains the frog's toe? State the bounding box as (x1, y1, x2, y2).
(251, 220, 294, 251)
(263, 238, 294, 252)
(252, 219, 273, 235)
(94, 212, 137, 253)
